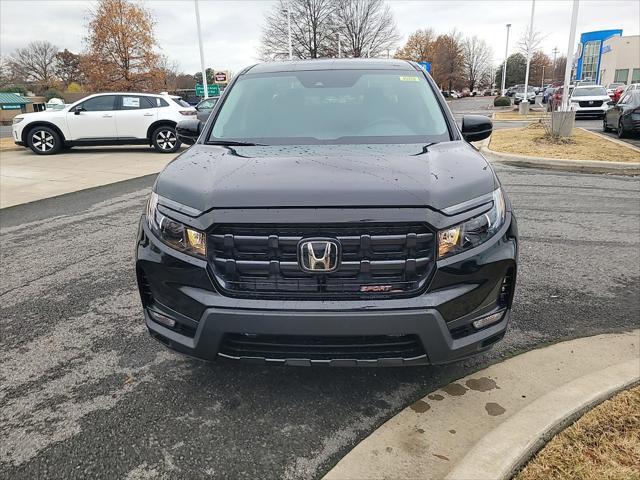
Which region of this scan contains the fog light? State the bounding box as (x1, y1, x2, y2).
(148, 309, 176, 328)
(472, 310, 505, 329)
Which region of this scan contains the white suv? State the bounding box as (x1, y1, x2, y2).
(569, 85, 611, 118)
(12, 92, 196, 155)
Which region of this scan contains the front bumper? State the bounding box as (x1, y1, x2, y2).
(136, 214, 518, 366)
(573, 105, 608, 116)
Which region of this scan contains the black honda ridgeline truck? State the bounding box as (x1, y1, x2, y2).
(135, 59, 518, 366)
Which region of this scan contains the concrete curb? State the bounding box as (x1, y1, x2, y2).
(480, 142, 640, 175)
(322, 331, 640, 480)
(446, 359, 640, 480)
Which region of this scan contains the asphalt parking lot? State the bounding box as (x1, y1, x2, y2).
(2, 139, 639, 478)
(449, 95, 640, 147)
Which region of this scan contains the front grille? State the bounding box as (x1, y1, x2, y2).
(220, 334, 426, 360)
(208, 224, 436, 298)
(578, 100, 603, 107)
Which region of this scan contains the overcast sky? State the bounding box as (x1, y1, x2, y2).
(1, 0, 638, 74)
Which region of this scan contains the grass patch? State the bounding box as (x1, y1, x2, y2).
(516, 385, 640, 480)
(490, 123, 640, 162)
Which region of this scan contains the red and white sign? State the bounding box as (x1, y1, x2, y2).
(214, 72, 227, 83)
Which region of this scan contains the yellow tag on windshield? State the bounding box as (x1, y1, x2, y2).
(399, 76, 420, 82)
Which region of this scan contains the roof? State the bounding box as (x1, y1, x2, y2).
(0, 93, 32, 105)
(246, 58, 416, 75)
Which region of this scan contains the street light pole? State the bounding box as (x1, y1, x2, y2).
(522, 0, 536, 111)
(552, 46, 559, 81)
(194, 0, 208, 98)
(561, 0, 579, 111)
(287, 2, 292, 60)
(501, 23, 511, 96)
(541, 64, 545, 89)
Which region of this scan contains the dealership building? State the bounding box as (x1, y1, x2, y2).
(575, 29, 639, 85)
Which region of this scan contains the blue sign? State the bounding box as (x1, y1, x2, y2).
(418, 61, 432, 73)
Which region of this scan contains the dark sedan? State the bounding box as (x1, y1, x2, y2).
(195, 96, 219, 123)
(603, 90, 640, 138)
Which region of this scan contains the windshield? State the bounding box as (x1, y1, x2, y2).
(573, 87, 607, 97)
(208, 70, 450, 145)
(516, 86, 535, 93)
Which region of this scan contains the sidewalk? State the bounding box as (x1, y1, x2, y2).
(323, 331, 640, 480)
(0, 146, 180, 208)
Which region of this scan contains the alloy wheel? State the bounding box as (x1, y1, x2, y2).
(31, 130, 55, 152)
(156, 129, 177, 151)
(618, 120, 625, 138)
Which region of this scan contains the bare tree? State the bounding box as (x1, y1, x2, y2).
(335, 0, 400, 58)
(260, 0, 336, 60)
(84, 0, 163, 92)
(394, 29, 435, 62)
(7, 41, 59, 89)
(0, 56, 11, 87)
(432, 30, 464, 91)
(462, 36, 493, 91)
(55, 49, 84, 88)
(518, 28, 545, 56)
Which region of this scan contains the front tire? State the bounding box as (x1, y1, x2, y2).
(27, 126, 62, 155)
(151, 126, 181, 153)
(602, 116, 610, 132)
(618, 120, 627, 139)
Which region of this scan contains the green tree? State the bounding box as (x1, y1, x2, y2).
(194, 68, 214, 85)
(495, 53, 527, 88)
(0, 85, 28, 95)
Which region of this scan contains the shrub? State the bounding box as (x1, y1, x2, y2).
(494, 96, 511, 107)
(43, 88, 64, 102)
(0, 85, 28, 96)
(65, 82, 83, 93)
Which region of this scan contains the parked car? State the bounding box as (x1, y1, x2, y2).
(12, 93, 196, 155)
(603, 90, 640, 138)
(195, 96, 219, 123)
(137, 59, 518, 366)
(513, 86, 536, 105)
(605, 82, 625, 97)
(569, 85, 610, 118)
(621, 83, 640, 97)
(506, 84, 524, 97)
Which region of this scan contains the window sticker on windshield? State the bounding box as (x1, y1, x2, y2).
(123, 97, 140, 108)
(399, 76, 420, 82)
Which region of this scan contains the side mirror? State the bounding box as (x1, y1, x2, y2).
(461, 115, 493, 143)
(74, 106, 85, 115)
(176, 119, 201, 145)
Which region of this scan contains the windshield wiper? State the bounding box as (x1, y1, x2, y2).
(206, 140, 266, 146)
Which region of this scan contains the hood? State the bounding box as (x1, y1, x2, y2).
(155, 142, 496, 213)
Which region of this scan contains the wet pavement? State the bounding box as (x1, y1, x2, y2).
(1, 157, 638, 478)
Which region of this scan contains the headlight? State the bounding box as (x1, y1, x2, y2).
(12, 117, 24, 124)
(437, 188, 506, 259)
(146, 192, 206, 258)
